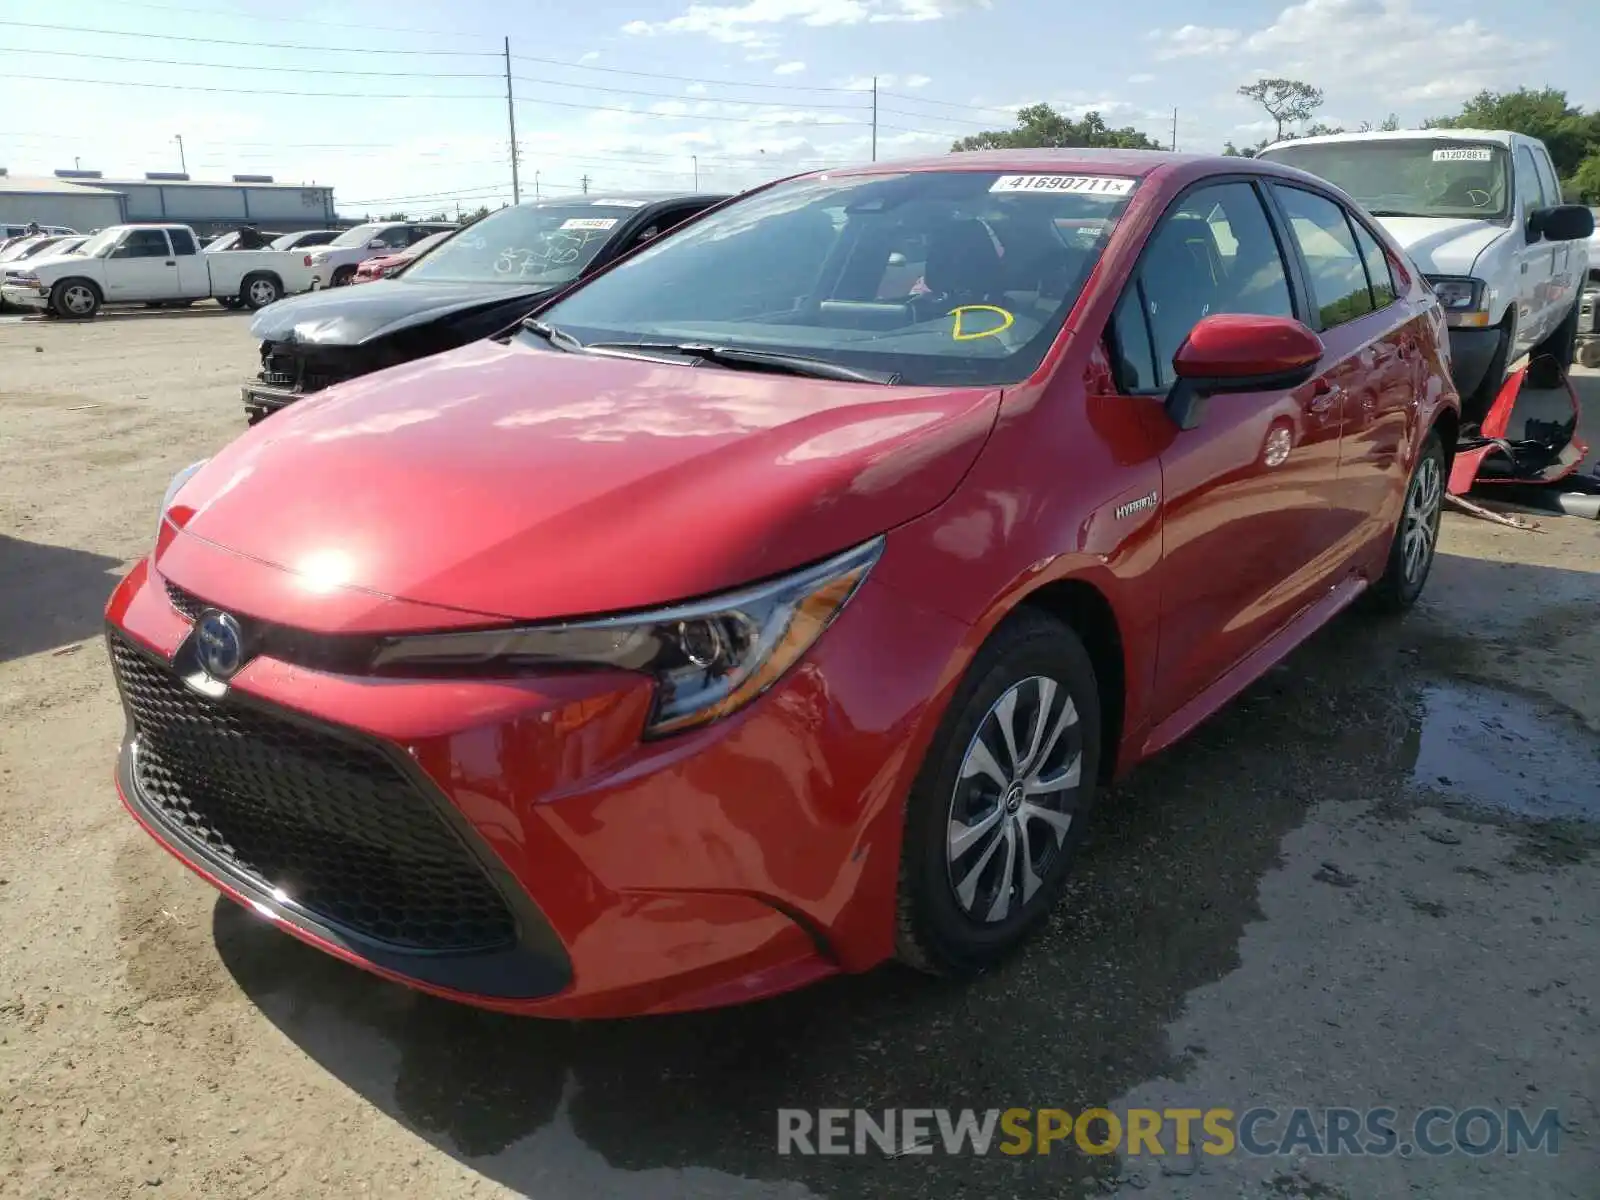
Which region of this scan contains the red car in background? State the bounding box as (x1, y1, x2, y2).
(108, 150, 1457, 1019)
(350, 229, 451, 284)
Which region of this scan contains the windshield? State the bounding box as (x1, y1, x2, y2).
(402, 204, 640, 286)
(531, 170, 1136, 387)
(74, 229, 122, 258)
(329, 223, 385, 249)
(0, 237, 46, 263)
(1260, 138, 1511, 220)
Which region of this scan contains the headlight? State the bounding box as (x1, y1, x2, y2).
(159, 459, 209, 532)
(1423, 275, 1485, 311)
(371, 537, 884, 736)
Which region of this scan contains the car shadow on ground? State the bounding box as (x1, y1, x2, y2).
(0, 534, 124, 662)
(210, 552, 1600, 1200)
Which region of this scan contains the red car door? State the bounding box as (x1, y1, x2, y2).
(1268, 184, 1415, 562)
(1103, 180, 1350, 730)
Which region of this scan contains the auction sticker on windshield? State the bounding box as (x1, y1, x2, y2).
(1432, 147, 1493, 161)
(589, 198, 647, 207)
(560, 218, 620, 230)
(989, 175, 1135, 196)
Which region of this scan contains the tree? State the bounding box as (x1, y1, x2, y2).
(1572, 152, 1600, 203)
(1425, 87, 1600, 178)
(1379, 113, 1401, 131)
(381, 210, 410, 221)
(463, 204, 492, 224)
(423, 210, 450, 222)
(1237, 78, 1325, 142)
(951, 103, 1163, 152)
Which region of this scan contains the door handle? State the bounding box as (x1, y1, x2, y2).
(165, 260, 176, 266)
(1309, 380, 1342, 413)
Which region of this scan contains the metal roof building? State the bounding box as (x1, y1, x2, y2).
(0, 169, 339, 237)
(0, 170, 127, 232)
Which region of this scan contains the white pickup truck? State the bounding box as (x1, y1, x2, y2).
(1258, 129, 1594, 420)
(0, 223, 315, 318)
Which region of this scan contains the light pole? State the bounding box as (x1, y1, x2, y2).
(174, 134, 187, 174)
(692, 155, 699, 189)
(534, 169, 540, 199)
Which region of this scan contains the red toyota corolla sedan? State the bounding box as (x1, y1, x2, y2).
(107, 150, 1458, 1018)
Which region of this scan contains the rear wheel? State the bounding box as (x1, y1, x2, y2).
(331, 266, 356, 288)
(896, 610, 1102, 976)
(241, 274, 281, 310)
(1527, 300, 1580, 389)
(50, 278, 100, 319)
(1365, 430, 1445, 613)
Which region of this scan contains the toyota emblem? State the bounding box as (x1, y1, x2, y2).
(194, 609, 247, 680)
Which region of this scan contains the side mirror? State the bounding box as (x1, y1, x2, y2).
(109, 244, 130, 258)
(368, 239, 387, 250)
(1528, 204, 1596, 243)
(1165, 313, 1325, 431)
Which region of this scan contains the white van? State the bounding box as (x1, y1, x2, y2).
(1257, 130, 1594, 419)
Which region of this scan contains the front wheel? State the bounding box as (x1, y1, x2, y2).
(50, 278, 100, 319)
(1527, 300, 1580, 389)
(1365, 430, 1446, 613)
(331, 266, 356, 288)
(896, 610, 1102, 976)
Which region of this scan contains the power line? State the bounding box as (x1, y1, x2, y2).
(877, 89, 1019, 117)
(877, 105, 995, 129)
(513, 95, 862, 127)
(509, 51, 867, 94)
(3, 47, 501, 78)
(512, 73, 868, 111)
(77, 0, 500, 40)
(4, 73, 502, 99)
(0, 19, 501, 56)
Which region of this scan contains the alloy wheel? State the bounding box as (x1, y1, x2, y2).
(63, 285, 95, 316)
(248, 279, 278, 307)
(1402, 455, 1442, 583)
(946, 675, 1084, 923)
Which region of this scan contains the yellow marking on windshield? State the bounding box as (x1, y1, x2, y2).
(949, 305, 1015, 341)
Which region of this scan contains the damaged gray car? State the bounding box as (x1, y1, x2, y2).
(240, 190, 730, 424)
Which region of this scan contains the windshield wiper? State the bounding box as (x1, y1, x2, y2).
(522, 318, 585, 352)
(1365, 209, 1431, 218)
(586, 341, 900, 384)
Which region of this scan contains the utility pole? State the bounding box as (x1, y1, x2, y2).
(692, 155, 699, 189)
(580, 174, 590, 194)
(1170, 108, 1177, 152)
(174, 134, 186, 174)
(534, 170, 540, 199)
(504, 37, 521, 204)
(871, 76, 878, 162)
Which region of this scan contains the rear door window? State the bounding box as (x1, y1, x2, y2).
(169, 228, 197, 255)
(1273, 186, 1375, 329)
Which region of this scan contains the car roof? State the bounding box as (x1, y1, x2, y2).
(814, 149, 1209, 178)
(1261, 128, 1523, 153)
(522, 191, 732, 207)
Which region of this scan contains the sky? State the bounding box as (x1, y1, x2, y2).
(0, 0, 1594, 220)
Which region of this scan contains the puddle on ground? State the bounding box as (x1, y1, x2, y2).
(1411, 679, 1600, 821)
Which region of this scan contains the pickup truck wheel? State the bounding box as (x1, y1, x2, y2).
(331, 266, 356, 288)
(241, 274, 281, 310)
(1527, 300, 1580, 389)
(50, 279, 100, 319)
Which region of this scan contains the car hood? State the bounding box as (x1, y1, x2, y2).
(4, 252, 90, 276)
(248, 278, 551, 346)
(1370, 215, 1509, 278)
(166, 338, 1001, 622)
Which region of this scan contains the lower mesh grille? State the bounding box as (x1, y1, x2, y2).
(165, 581, 204, 623)
(110, 632, 517, 953)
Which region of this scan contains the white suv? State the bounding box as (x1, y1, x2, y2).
(1258, 129, 1594, 419)
(306, 221, 456, 288)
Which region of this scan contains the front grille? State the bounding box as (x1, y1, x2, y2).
(110, 632, 517, 953)
(259, 344, 353, 395)
(165, 580, 204, 622)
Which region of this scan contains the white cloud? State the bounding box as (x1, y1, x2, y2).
(1127, 72, 1155, 84)
(579, 51, 600, 63)
(622, 0, 989, 44)
(1149, 23, 1242, 60)
(774, 60, 807, 74)
(832, 73, 933, 91)
(686, 82, 709, 94)
(903, 74, 933, 89)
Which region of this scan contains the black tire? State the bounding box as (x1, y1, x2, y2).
(896, 609, 1102, 976)
(331, 265, 356, 288)
(1365, 430, 1446, 614)
(1527, 300, 1580, 389)
(219, 297, 244, 311)
(1462, 321, 1513, 428)
(49, 278, 100, 319)
(240, 273, 281, 311)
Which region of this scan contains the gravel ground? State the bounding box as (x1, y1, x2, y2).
(1, 310, 1597, 1200)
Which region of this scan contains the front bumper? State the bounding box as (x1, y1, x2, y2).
(1446, 325, 1504, 400)
(241, 383, 300, 423)
(105, 543, 969, 1018)
(1, 283, 49, 310)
